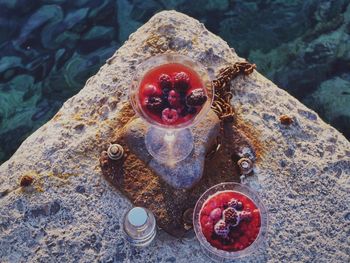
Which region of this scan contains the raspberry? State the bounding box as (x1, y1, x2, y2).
(240, 211, 252, 221)
(214, 220, 229, 237)
(144, 96, 163, 112)
(174, 72, 190, 91)
(161, 108, 178, 124)
(143, 84, 162, 96)
(158, 74, 172, 90)
(167, 90, 181, 107)
(209, 208, 222, 223)
(223, 207, 239, 226)
(186, 88, 207, 106)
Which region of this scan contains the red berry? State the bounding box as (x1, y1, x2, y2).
(186, 88, 207, 106)
(209, 208, 222, 223)
(143, 84, 161, 96)
(214, 220, 229, 237)
(167, 90, 181, 107)
(223, 207, 239, 226)
(158, 74, 172, 89)
(174, 72, 190, 90)
(161, 108, 178, 124)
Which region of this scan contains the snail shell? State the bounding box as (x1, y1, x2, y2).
(107, 144, 124, 160)
(237, 157, 253, 174)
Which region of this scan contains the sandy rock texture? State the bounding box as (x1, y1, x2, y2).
(0, 11, 349, 263)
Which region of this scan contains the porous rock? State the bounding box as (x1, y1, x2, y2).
(0, 11, 349, 263)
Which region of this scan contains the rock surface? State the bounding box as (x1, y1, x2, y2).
(0, 11, 349, 263)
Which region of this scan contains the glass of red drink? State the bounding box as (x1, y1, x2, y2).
(129, 54, 213, 163)
(193, 182, 268, 261)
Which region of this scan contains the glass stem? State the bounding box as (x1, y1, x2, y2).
(164, 130, 176, 144)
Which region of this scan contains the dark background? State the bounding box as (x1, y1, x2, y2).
(0, 0, 349, 164)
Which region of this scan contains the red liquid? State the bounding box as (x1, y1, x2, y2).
(139, 63, 207, 126)
(199, 191, 261, 252)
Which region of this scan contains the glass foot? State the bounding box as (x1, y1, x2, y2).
(145, 126, 193, 163)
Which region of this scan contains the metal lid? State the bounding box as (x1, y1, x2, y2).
(127, 207, 148, 227)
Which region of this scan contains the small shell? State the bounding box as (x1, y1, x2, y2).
(182, 208, 194, 230)
(237, 158, 253, 175)
(107, 144, 124, 160)
(20, 175, 34, 187)
(279, 114, 293, 125)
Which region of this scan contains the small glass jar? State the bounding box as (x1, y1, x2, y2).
(123, 207, 156, 247)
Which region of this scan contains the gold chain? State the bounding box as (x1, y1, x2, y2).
(206, 61, 256, 159)
(211, 61, 256, 122)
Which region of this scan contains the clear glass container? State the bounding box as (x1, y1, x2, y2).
(129, 53, 213, 163)
(193, 182, 268, 261)
(123, 207, 156, 247)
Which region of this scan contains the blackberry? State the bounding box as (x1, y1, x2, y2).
(214, 220, 229, 237)
(223, 207, 239, 226)
(174, 72, 190, 90)
(180, 106, 197, 116)
(145, 96, 163, 112)
(186, 88, 207, 106)
(158, 74, 172, 90)
(236, 201, 243, 211)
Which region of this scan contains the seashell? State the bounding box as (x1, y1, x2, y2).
(107, 144, 124, 160)
(279, 114, 293, 125)
(237, 157, 253, 175)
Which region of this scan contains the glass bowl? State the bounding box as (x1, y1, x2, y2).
(193, 182, 268, 261)
(129, 53, 214, 163)
(129, 53, 213, 130)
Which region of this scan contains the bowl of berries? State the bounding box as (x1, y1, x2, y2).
(193, 182, 268, 260)
(129, 54, 213, 163)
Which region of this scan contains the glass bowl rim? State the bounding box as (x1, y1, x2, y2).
(128, 53, 214, 130)
(193, 182, 269, 260)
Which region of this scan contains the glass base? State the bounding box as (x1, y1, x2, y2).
(145, 126, 193, 163)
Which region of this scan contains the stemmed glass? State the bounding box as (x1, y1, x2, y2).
(129, 54, 213, 163)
